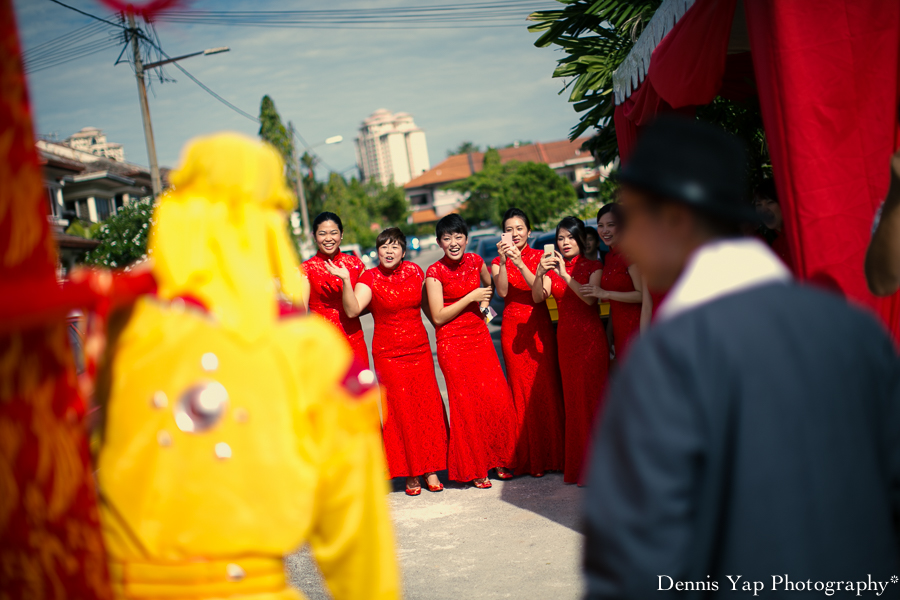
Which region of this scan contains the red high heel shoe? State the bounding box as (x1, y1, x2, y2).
(423, 473, 443, 492)
(405, 485, 422, 496)
(495, 468, 513, 480)
(473, 478, 492, 489)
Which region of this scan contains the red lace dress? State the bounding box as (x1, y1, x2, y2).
(358, 262, 448, 478)
(601, 246, 642, 360)
(550, 255, 609, 484)
(426, 253, 517, 482)
(302, 250, 369, 365)
(492, 247, 565, 475)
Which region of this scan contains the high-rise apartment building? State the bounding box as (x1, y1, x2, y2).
(355, 109, 430, 186)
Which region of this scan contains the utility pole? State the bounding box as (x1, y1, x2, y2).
(288, 122, 312, 244)
(128, 14, 162, 197)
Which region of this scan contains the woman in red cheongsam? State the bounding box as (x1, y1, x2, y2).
(491, 208, 565, 477)
(425, 214, 517, 488)
(532, 216, 608, 485)
(581, 203, 650, 361)
(302, 212, 369, 365)
(327, 228, 449, 496)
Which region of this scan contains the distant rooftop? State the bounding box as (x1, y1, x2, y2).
(405, 137, 592, 189)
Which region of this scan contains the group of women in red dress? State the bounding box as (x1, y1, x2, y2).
(301, 205, 651, 494)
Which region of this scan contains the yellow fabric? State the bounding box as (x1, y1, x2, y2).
(150, 132, 307, 343)
(98, 133, 399, 600)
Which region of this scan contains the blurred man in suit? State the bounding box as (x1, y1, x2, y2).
(583, 116, 900, 599)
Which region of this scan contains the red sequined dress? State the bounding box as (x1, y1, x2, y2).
(492, 247, 565, 475)
(357, 261, 449, 478)
(601, 246, 642, 360)
(550, 255, 609, 484)
(426, 253, 517, 482)
(303, 250, 369, 365)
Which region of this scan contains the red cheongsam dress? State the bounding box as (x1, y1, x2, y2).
(303, 250, 369, 365)
(550, 255, 609, 484)
(357, 261, 449, 478)
(426, 253, 517, 482)
(601, 246, 642, 360)
(492, 247, 565, 475)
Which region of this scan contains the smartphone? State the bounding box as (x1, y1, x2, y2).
(544, 243, 555, 257)
(501, 232, 513, 247)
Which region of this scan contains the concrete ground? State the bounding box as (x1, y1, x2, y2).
(286, 248, 585, 599)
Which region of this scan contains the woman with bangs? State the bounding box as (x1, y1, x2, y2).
(425, 214, 517, 489)
(532, 216, 609, 485)
(491, 208, 565, 478)
(302, 211, 369, 365)
(327, 228, 449, 496)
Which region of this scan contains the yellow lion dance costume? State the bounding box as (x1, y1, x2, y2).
(96, 133, 399, 600)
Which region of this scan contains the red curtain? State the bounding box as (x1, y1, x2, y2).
(614, 0, 738, 160)
(614, 0, 900, 333)
(745, 0, 900, 330)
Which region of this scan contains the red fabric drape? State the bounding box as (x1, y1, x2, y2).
(614, 0, 738, 161)
(745, 0, 900, 331)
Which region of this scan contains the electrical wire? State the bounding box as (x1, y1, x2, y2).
(152, 1, 548, 30)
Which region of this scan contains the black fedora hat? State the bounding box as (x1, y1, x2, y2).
(616, 115, 757, 223)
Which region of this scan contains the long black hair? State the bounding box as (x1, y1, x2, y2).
(555, 216, 587, 254)
(597, 202, 623, 223)
(501, 207, 531, 232)
(313, 211, 343, 234)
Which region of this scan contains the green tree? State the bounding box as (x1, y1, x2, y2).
(447, 141, 481, 157)
(528, 0, 661, 166)
(84, 197, 154, 269)
(258, 95, 297, 189)
(448, 148, 577, 227)
(528, 0, 769, 185)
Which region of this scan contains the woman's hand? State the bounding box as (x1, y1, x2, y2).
(504, 243, 524, 268)
(552, 251, 567, 279)
(537, 253, 558, 277)
(468, 286, 493, 304)
(324, 260, 351, 281)
(495, 241, 508, 265)
(579, 284, 609, 300)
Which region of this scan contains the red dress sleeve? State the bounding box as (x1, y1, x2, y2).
(426, 262, 443, 282)
(358, 268, 375, 289)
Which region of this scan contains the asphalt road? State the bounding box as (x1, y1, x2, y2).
(286, 248, 585, 599)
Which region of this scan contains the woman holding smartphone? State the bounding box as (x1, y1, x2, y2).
(302, 211, 369, 365)
(426, 214, 516, 488)
(491, 208, 565, 477)
(580, 203, 651, 360)
(532, 216, 608, 485)
(326, 228, 448, 496)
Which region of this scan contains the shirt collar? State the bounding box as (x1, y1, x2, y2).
(657, 237, 792, 323)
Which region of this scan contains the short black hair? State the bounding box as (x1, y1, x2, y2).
(436, 213, 468, 239)
(584, 226, 600, 242)
(376, 227, 407, 254)
(556, 216, 587, 254)
(753, 178, 779, 204)
(313, 211, 343, 234)
(501, 207, 531, 232)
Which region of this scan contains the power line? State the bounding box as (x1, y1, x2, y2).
(45, 0, 128, 30)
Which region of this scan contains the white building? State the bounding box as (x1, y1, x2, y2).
(65, 127, 125, 162)
(355, 109, 430, 187)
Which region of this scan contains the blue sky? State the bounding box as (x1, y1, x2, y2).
(13, 0, 581, 177)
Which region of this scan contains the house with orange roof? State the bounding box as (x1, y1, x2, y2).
(403, 137, 606, 224)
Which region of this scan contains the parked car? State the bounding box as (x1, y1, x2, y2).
(362, 247, 378, 267)
(474, 235, 506, 322)
(419, 234, 438, 249)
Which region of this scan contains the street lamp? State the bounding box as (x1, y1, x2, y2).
(128, 12, 229, 197)
(286, 126, 343, 243)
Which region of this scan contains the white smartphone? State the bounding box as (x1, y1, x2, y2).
(543, 243, 555, 257)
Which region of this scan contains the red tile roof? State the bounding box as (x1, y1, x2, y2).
(405, 137, 592, 189)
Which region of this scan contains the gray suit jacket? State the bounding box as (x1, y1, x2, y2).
(584, 283, 900, 598)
